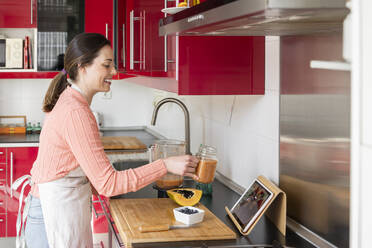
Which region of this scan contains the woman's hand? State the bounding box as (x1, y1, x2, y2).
(163, 155, 199, 181)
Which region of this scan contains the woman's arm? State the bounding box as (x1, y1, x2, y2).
(64, 107, 167, 197)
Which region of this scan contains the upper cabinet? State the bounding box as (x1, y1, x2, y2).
(0, 0, 84, 77)
(85, 0, 113, 44)
(125, 0, 166, 76)
(38, 0, 84, 71)
(177, 36, 265, 95)
(117, 0, 126, 72)
(0, 0, 265, 95)
(125, 0, 265, 95)
(0, 0, 37, 28)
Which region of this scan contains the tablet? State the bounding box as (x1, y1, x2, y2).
(230, 179, 274, 232)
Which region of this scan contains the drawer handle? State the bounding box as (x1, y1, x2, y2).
(0, 202, 3, 206)
(10, 152, 13, 198)
(0, 168, 4, 172)
(0, 218, 3, 222)
(0, 152, 3, 155)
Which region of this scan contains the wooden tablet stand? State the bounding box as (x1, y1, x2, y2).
(225, 175, 287, 236)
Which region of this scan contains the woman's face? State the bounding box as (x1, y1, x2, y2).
(81, 45, 117, 94)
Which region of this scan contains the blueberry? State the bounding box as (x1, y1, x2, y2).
(178, 207, 199, 215)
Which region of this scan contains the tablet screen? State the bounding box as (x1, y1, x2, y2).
(231, 180, 273, 231)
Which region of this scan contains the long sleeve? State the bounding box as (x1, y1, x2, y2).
(64, 108, 167, 197)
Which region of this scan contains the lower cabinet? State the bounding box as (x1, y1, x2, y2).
(0, 146, 38, 237)
(0, 214, 6, 237)
(92, 195, 109, 234)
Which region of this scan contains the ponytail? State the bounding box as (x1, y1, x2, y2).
(42, 72, 71, 112)
(42, 33, 111, 112)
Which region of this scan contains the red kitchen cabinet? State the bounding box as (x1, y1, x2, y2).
(0, 0, 84, 77)
(128, 35, 265, 95)
(92, 195, 108, 234)
(0, 147, 38, 237)
(124, 0, 265, 95)
(0, 0, 37, 28)
(0, 214, 6, 237)
(85, 0, 114, 47)
(117, 0, 126, 71)
(125, 0, 165, 75)
(177, 36, 265, 95)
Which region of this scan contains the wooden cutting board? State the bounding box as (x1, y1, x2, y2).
(110, 198, 236, 247)
(101, 136, 147, 150)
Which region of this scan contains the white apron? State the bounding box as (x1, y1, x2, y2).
(38, 166, 93, 248)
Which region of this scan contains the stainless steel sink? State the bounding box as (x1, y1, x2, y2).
(100, 126, 165, 147)
(112, 160, 149, 170)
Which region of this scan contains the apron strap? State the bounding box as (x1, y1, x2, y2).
(12, 175, 32, 248)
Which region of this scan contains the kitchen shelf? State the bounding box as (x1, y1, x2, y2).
(310, 60, 351, 71)
(161, 7, 188, 14)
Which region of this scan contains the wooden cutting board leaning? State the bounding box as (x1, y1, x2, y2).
(109, 198, 236, 247)
(100, 136, 147, 150)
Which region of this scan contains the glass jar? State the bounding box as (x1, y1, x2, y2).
(149, 139, 185, 189)
(26, 122, 33, 134)
(195, 145, 218, 184)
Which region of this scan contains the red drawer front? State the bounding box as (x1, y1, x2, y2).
(0, 181, 6, 214)
(92, 195, 108, 233)
(0, 214, 5, 237)
(0, 148, 6, 164)
(0, 164, 5, 180)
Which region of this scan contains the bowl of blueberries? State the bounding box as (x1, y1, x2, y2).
(173, 206, 205, 225)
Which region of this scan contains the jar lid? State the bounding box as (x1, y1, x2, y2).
(199, 145, 217, 156)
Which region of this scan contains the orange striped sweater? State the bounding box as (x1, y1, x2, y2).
(30, 86, 167, 197)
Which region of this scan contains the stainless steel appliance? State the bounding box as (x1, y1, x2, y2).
(159, 0, 349, 36)
(280, 34, 350, 247)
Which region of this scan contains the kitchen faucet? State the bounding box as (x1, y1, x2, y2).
(151, 97, 191, 155)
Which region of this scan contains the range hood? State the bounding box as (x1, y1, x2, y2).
(159, 0, 350, 36)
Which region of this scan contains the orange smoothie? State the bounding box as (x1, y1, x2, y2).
(196, 159, 217, 184)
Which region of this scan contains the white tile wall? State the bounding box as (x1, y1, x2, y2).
(0, 37, 280, 189)
(0, 79, 49, 124)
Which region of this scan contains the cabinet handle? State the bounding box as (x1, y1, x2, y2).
(10, 152, 13, 198)
(164, 0, 168, 72)
(0, 168, 4, 172)
(164, 35, 168, 72)
(139, 11, 143, 70)
(0, 201, 3, 206)
(105, 23, 109, 39)
(92, 201, 99, 219)
(122, 24, 125, 67)
(164, 0, 176, 72)
(92, 201, 104, 219)
(130, 10, 143, 70)
(143, 11, 146, 71)
(130, 10, 134, 70)
(0, 151, 3, 155)
(0, 218, 3, 222)
(30, 0, 33, 25)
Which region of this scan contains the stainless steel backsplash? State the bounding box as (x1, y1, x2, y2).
(280, 34, 350, 248)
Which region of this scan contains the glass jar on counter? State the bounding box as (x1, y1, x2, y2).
(195, 145, 218, 184)
(149, 139, 186, 189)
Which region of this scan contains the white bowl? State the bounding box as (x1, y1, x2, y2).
(173, 206, 205, 225)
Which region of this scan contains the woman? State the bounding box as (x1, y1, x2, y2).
(22, 33, 199, 248)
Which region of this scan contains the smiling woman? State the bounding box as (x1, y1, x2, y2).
(11, 32, 199, 248)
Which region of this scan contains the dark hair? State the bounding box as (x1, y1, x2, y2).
(42, 33, 111, 112)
